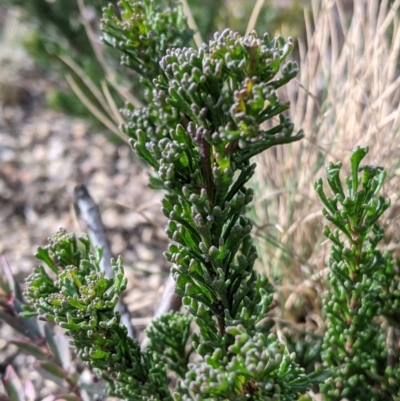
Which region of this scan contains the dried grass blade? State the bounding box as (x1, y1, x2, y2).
(246, 0, 265, 35)
(76, 0, 142, 108)
(181, 0, 203, 48)
(65, 73, 129, 144)
(58, 54, 113, 117)
(106, 77, 142, 108)
(101, 80, 124, 126)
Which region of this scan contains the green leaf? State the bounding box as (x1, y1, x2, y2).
(0, 312, 30, 338)
(35, 247, 58, 274)
(148, 174, 166, 190)
(0, 256, 15, 296)
(349, 145, 368, 194)
(36, 361, 66, 387)
(9, 340, 48, 361)
(3, 366, 25, 401)
(55, 394, 81, 401)
(308, 368, 333, 383)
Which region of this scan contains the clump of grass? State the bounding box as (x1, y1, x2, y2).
(251, 0, 400, 325)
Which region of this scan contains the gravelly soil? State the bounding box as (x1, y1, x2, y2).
(0, 105, 168, 275)
(0, 63, 171, 355)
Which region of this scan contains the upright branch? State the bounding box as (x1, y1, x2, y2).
(314, 146, 400, 400)
(120, 21, 311, 397)
(139, 28, 303, 342)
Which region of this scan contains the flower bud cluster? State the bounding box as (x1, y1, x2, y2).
(102, 0, 193, 81)
(121, 25, 309, 399)
(122, 32, 303, 354)
(182, 325, 310, 400)
(23, 229, 172, 401)
(146, 311, 192, 379)
(156, 29, 302, 169)
(123, 29, 303, 199)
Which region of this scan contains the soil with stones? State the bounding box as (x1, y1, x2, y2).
(0, 53, 171, 397)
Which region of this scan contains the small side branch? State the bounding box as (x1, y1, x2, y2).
(74, 184, 135, 338)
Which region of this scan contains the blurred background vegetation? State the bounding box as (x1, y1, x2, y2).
(0, 0, 309, 119)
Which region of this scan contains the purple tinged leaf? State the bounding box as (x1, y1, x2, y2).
(37, 361, 66, 379)
(3, 366, 25, 401)
(78, 382, 107, 396)
(55, 395, 80, 401)
(54, 332, 71, 370)
(13, 278, 24, 303)
(0, 394, 12, 401)
(44, 324, 59, 361)
(35, 363, 66, 388)
(0, 312, 30, 338)
(12, 299, 43, 341)
(22, 380, 36, 401)
(79, 390, 89, 401)
(40, 395, 56, 401)
(9, 340, 48, 361)
(0, 256, 14, 297)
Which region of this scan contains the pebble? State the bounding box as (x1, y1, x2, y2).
(0, 58, 171, 395)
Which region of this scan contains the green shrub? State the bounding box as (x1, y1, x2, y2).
(1, 1, 400, 400)
(315, 146, 400, 400)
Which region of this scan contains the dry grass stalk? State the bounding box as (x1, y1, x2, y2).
(252, 0, 400, 319)
(246, 0, 266, 34)
(76, 0, 142, 108)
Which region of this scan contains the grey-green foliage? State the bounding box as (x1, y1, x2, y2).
(19, 228, 313, 400)
(315, 146, 400, 400)
(146, 311, 193, 379)
(0, 254, 100, 401)
(102, 0, 194, 82)
(181, 327, 310, 401)
(10, 1, 319, 400)
(22, 229, 174, 401)
(3, 2, 400, 400)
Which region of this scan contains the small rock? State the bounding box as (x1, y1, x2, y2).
(111, 232, 127, 256)
(102, 207, 121, 229)
(135, 243, 155, 262)
(72, 120, 88, 138)
(0, 145, 16, 162)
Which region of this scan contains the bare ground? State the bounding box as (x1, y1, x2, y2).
(0, 61, 171, 348)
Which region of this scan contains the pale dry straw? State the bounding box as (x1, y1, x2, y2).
(251, 0, 400, 321)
